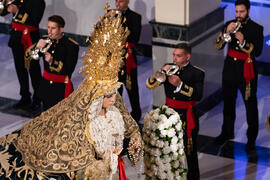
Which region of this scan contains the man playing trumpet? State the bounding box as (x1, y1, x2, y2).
(33, 15, 79, 110)
(214, 0, 264, 154)
(0, 0, 45, 111)
(146, 43, 205, 180)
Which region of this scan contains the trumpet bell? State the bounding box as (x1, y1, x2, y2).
(162, 65, 179, 76)
(223, 21, 241, 43)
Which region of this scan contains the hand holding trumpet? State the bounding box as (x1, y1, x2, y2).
(162, 64, 182, 87)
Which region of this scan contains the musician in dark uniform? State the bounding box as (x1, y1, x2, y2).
(214, 0, 263, 153)
(34, 15, 79, 110)
(0, 0, 45, 110)
(115, 0, 142, 123)
(147, 43, 205, 180)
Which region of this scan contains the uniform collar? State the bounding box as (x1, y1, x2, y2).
(179, 62, 190, 70)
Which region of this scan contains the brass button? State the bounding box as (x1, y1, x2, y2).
(173, 97, 175, 100)
(234, 58, 237, 61)
(50, 81, 53, 84)
(173, 90, 176, 94)
(177, 72, 180, 75)
(237, 41, 240, 44)
(235, 47, 239, 50)
(14, 28, 17, 31)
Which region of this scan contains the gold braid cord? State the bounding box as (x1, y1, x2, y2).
(115, 93, 144, 165)
(13, 3, 139, 177)
(241, 43, 254, 100)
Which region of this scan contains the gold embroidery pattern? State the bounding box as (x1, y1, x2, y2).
(14, 13, 28, 24)
(215, 32, 225, 50)
(114, 94, 144, 165)
(13, 3, 141, 174)
(14, 85, 94, 173)
(146, 77, 160, 90)
(49, 60, 63, 72)
(180, 85, 194, 97)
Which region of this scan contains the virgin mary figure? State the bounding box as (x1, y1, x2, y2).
(0, 5, 143, 180)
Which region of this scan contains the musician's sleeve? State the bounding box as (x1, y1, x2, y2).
(146, 71, 166, 90)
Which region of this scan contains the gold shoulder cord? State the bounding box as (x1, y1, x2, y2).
(240, 43, 254, 100)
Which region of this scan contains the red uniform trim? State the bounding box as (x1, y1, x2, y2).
(124, 42, 137, 75)
(11, 22, 38, 51)
(43, 70, 73, 98)
(166, 97, 196, 138)
(227, 48, 255, 84)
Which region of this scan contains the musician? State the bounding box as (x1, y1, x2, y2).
(35, 15, 79, 110)
(214, 0, 264, 154)
(0, 0, 45, 111)
(146, 43, 205, 180)
(115, 0, 142, 123)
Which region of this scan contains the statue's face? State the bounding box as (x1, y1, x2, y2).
(102, 93, 116, 109)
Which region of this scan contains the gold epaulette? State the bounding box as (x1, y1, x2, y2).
(68, 37, 79, 45)
(194, 65, 205, 72)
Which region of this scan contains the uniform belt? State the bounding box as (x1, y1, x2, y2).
(166, 97, 196, 138)
(43, 70, 73, 98)
(227, 48, 250, 60)
(123, 42, 137, 75)
(11, 22, 38, 51)
(227, 48, 255, 85)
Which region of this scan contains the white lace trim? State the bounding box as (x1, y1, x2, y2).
(88, 106, 125, 176)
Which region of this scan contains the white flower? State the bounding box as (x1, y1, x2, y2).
(160, 129, 168, 137)
(167, 172, 174, 180)
(151, 164, 158, 175)
(167, 128, 176, 137)
(175, 122, 182, 131)
(158, 123, 166, 131)
(173, 160, 180, 168)
(179, 148, 184, 155)
(150, 132, 156, 139)
(152, 113, 158, 121)
(171, 136, 178, 145)
(150, 139, 156, 146)
(152, 148, 162, 156)
(164, 141, 169, 147)
(162, 146, 171, 155)
(158, 114, 167, 123)
(168, 114, 178, 124)
(164, 162, 171, 171)
(156, 140, 164, 148)
(165, 107, 175, 115)
(158, 171, 167, 179)
(172, 153, 178, 160)
(170, 144, 178, 153)
(178, 132, 183, 138)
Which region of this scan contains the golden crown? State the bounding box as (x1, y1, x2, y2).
(80, 3, 129, 99)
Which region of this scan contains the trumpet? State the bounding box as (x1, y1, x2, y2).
(0, 0, 15, 14)
(162, 64, 179, 76)
(28, 37, 53, 60)
(223, 21, 241, 43)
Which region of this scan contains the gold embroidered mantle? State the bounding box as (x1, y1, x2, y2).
(14, 81, 141, 174)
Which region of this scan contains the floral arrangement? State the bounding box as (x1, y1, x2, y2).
(143, 105, 187, 180)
